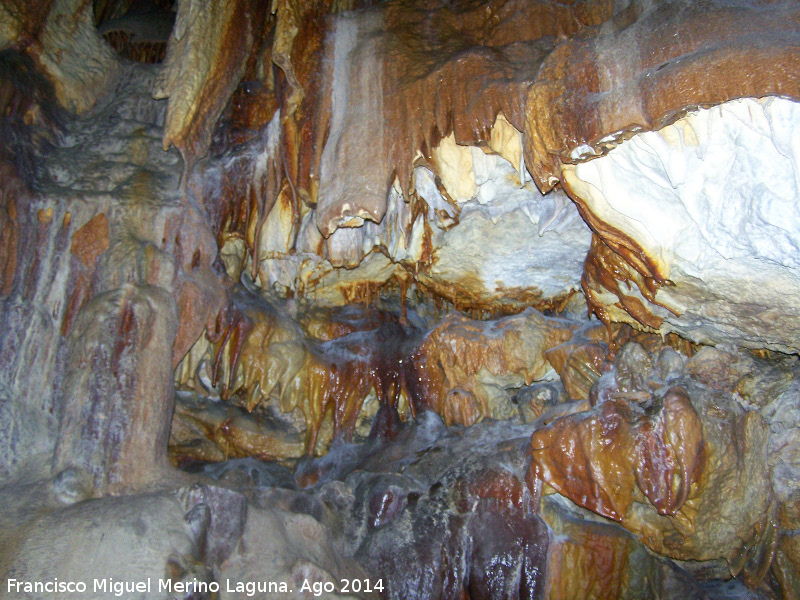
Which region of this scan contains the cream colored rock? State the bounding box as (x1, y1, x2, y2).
(423, 148, 590, 308)
(154, 0, 261, 162)
(2, 492, 208, 600)
(315, 11, 389, 236)
(1, 0, 119, 113)
(565, 97, 800, 352)
(431, 135, 477, 202)
(219, 505, 376, 600)
(244, 105, 588, 311)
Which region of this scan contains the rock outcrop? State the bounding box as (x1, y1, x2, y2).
(1, 0, 800, 598)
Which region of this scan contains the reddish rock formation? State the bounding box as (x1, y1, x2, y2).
(524, 0, 800, 190)
(2, 0, 799, 597)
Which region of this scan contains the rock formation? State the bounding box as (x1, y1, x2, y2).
(1, 0, 800, 598)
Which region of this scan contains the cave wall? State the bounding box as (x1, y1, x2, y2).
(1, 0, 800, 598)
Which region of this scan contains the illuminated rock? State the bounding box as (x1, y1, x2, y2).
(154, 0, 269, 165)
(541, 495, 708, 599)
(524, 0, 800, 189)
(568, 97, 800, 352)
(2, 0, 800, 596)
(214, 122, 591, 312)
(410, 309, 576, 421)
(521, 0, 800, 351)
(564, 98, 800, 350)
(419, 151, 592, 312)
(531, 350, 778, 585)
(530, 387, 704, 522)
(176, 295, 575, 457)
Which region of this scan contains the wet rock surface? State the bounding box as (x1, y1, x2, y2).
(3, 323, 800, 598)
(184, 334, 799, 599)
(2, 0, 800, 598)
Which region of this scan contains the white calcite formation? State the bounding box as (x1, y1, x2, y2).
(252, 135, 591, 309)
(424, 145, 590, 307)
(564, 97, 800, 352)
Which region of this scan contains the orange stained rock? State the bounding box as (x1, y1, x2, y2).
(272, 0, 368, 201)
(155, 0, 269, 166)
(61, 213, 111, 336)
(204, 131, 287, 281)
(580, 233, 669, 334)
(636, 388, 703, 515)
(410, 309, 575, 418)
(545, 336, 607, 401)
(774, 532, 800, 600)
(300, 305, 391, 340)
(169, 398, 306, 465)
(201, 295, 419, 456)
(378, 0, 614, 194)
(0, 161, 22, 296)
(521, 0, 800, 337)
(413, 270, 559, 319)
(302, 352, 374, 454)
(182, 295, 577, 457)
(530, 387, 703, 521)
(207, 295, 301, 407)
(0, 0, 55, 43)
(300, 316, 415, 454)
(442, 388, 482, 428)
(531, 398, 636, 520)
(229, 81, 280, 135)
(545, 517, 630, 600)
(524, 0, 800, 191)
(612, 324, 696, 359)
(312, 0, 616, 236)
(36, 206, 52, 223)
(70, 213, 109, 268)
(2, 0, 119, 114)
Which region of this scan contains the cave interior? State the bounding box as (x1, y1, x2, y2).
(2, 0, 800, 598)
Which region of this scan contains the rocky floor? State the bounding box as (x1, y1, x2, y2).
(5, 297, 800, 598)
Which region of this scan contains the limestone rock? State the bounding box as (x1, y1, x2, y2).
(3, 492, 213, 600)
(531, 349, 778, 584)
(218, 505, 371, 600)
(567, 97, 800, 352)
(169, 392, 307, 465)
(410, 308, 576, 422)
(541, 494, 709, 600)
(1, 0, 119, 113)
(3, 0, 800, 597)
(177, 294, 576, 458)
(531, 386, 704, 522)
(419, 150, 592, 312)
(55, 285, 178, 494)
(154, 0, 268, 164)
(524, 0, 800, 189)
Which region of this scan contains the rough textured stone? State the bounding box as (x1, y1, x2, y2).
(176, 297, 576, 457)
(0, 0, 119, 113)
(2, 0, 800, 598)
(568, 97, 800, 352)
(153, 0, 268, 165)
(541, 495, 708, 600)
(524, 0, 800, 189)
